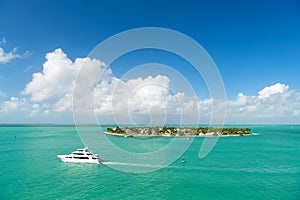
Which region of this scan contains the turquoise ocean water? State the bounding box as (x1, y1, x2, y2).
(1, 125, 299, 199)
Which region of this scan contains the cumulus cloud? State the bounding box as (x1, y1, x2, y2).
(2, 48, 300, 124)
(113, 75, 171, 114)
(21, 48, 202, 124)
(0, 97, 28, 113)
(23, 48, 106, 105)
(93, 74, 201, 125)
(23, 49, 74, 102)
(0, 97, 59, 123)
(258, 83, 289, 99)
(0, 97, 47, 116)
(226, 83, 300, 123)
(92, 75, 167, 124)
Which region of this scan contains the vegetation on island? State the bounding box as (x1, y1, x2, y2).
(105, 126, 252, 137)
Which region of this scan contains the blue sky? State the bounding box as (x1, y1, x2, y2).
(0, 0, 300, 124)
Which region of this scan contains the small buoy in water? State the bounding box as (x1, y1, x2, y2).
(181, 157, 186, 163)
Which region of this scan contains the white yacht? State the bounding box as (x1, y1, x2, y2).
(57, 147, 103, 164)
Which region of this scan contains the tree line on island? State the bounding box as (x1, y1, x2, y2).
(106, 126, 252, 137)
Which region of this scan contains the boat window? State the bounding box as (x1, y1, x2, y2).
(74, 157, 89, 159)
(73, 153, 84, 155)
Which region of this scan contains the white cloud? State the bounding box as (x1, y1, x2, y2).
(21, 48, 202, 124)
(91, 72, 207, 124)
(23, 48, 106, 105)
(0, 38, 31, 64)
(0, 97, 64, 123)
(0, 47, 21, 64)
(258, 83, 289, 99)
(226, 83, 300, 123)
(2, 49, 300, 124)
(114, 75, 171, 114)
(23, 48, 75, 102)
(0, 97, 28, 113)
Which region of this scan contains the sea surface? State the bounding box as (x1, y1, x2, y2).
(0, 125, 299, 199)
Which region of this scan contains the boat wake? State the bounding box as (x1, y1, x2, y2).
(102, 161, 297, 174)
(102, 161, 167, 168)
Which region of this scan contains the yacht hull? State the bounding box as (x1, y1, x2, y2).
(57, 155, 101, 164)
(57, 148, 103, 164)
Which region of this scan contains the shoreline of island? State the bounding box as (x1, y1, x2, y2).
(103, 132, 256, 138)
(103, 126, 256, 138)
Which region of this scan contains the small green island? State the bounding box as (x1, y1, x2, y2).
(104, 126, 252, 137)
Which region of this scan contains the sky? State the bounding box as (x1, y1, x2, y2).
(0, 0, 300, 124)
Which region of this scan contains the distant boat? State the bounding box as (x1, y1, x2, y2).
(57, 147, 103, 164)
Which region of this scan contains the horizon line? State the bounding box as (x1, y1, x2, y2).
(0, 123, 300, 126)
